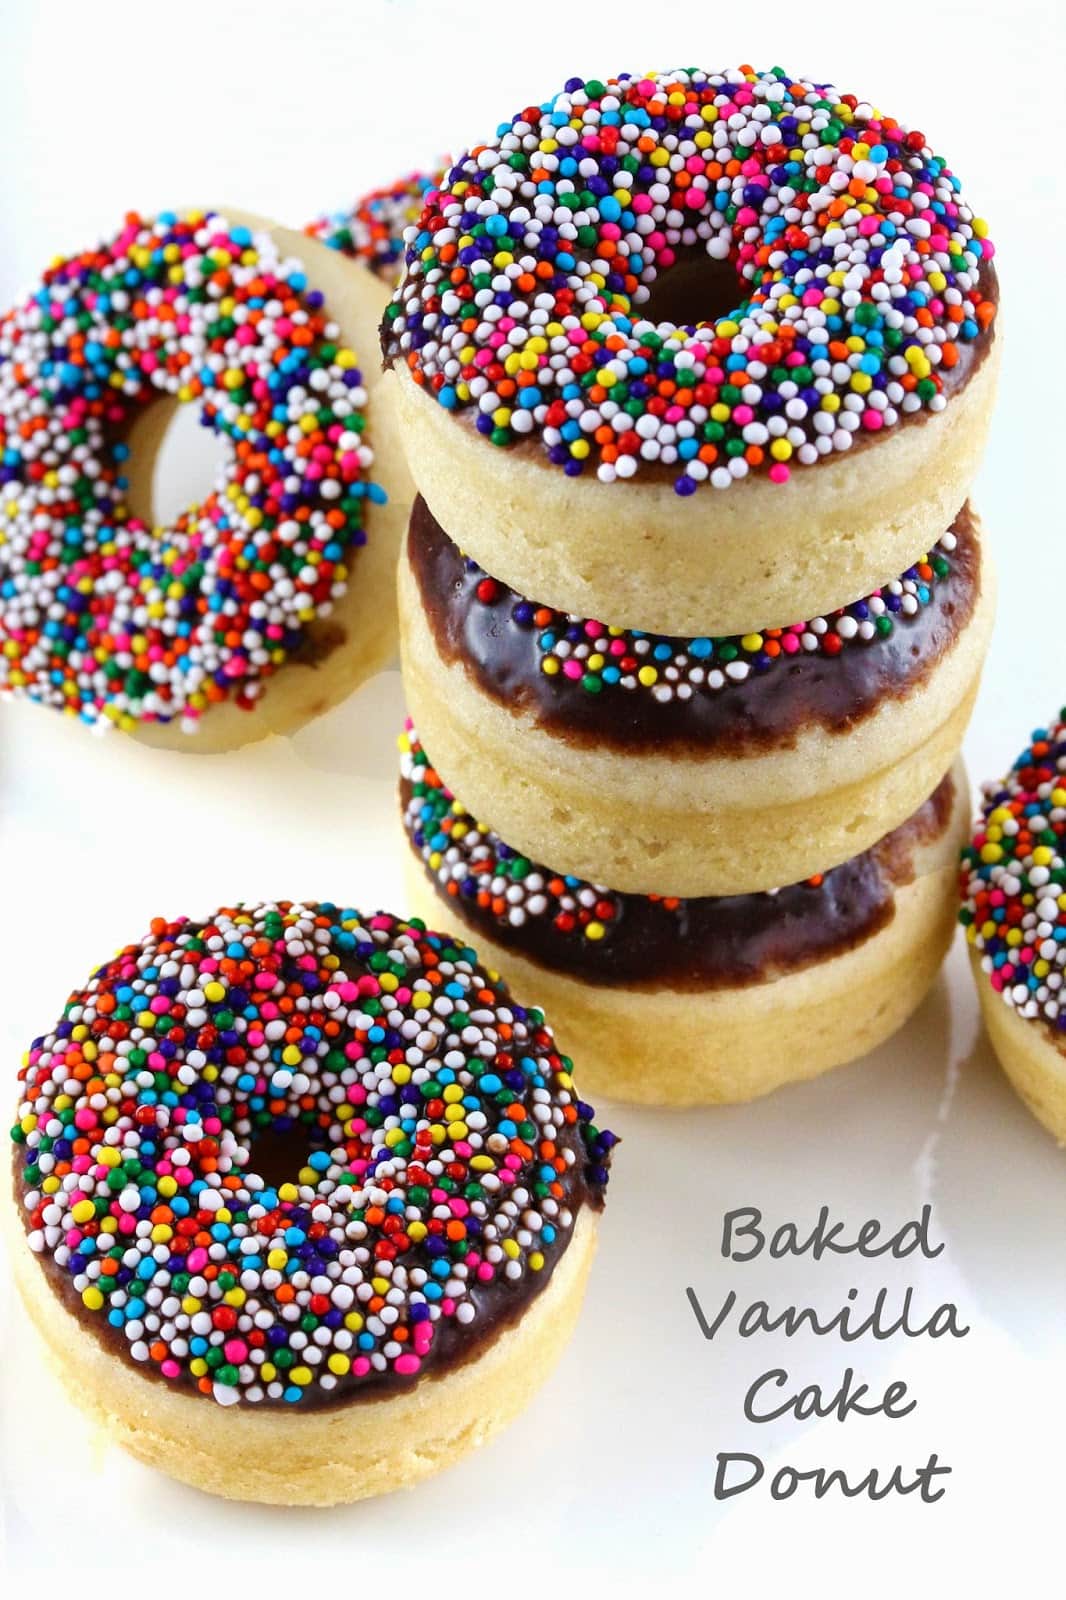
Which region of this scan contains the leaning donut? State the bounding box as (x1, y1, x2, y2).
(0, 209, 411, 749)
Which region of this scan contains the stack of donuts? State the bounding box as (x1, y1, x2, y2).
(383, 66, 1001, 1105)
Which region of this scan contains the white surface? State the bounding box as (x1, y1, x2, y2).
(1, 2, 1065, 1591)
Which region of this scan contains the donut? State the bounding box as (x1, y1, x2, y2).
(400, 726, 969, 1105)
(7, 901, 614, 1504)
(305, 169, 444, 283)
(399, 496, 994, 895)
(382, 67, 999, 637)
(961, 715, 1066, 1143)
(0, 209, 412, 751)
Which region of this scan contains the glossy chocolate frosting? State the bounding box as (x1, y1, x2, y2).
(402, 766, 956, 992)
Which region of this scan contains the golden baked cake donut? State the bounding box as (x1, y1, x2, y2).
(961, 714, 1066, 1143)
(0, 209, 412, 750)
(400, 727, 969, 1105)
(382, 68, 999, 637)
(7, 900, 615, 1503)
(399, 496, 993, 895)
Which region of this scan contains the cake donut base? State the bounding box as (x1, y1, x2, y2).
(387, 340, 999, 640)
(972, 961, 1066, 1145)
(399, 542, 993, 897)
(403, 766, 969, 1107)
(130, 219, 410, 754)
(7, 1194, 597, 1506)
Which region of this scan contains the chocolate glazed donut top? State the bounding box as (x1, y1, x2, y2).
(11, 904, 614, 1411)
(401, 726, 956, 990)
(408, 497, 980, 755)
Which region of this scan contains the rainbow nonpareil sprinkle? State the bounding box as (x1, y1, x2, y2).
(383, 67, 995, 493)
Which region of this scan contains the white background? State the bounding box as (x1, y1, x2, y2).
(1, 1, 1064, 1592)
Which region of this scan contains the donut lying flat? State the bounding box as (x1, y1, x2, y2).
(382, 67, 998, 636)
(8, 901, 614, 1503)
(0, 210, 412, 750)
(400, 727, 968, 1105)
(399, 497, 993, 895)
(961, 716, 1066, 1143)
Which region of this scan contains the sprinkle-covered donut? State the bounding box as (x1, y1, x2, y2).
(11, 901, 613, 1418)
(306, 170, 443, 281)
(960, 717, 1066, 1143)
(383, 66, 995, 493)
(961, 717, 1066, 1033)
(0, 211, 386, 735)
(401, 726, 970, 1104)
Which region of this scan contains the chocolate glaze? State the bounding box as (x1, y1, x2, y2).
(404, 771, 956, 992)
(408, 498, 981, 755)
(288, 617, 348, 668)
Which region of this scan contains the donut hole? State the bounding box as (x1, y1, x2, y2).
(639, 247, 744, 331)
(243, 1120, 324, 1189)
(122, 395, 230, 527)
